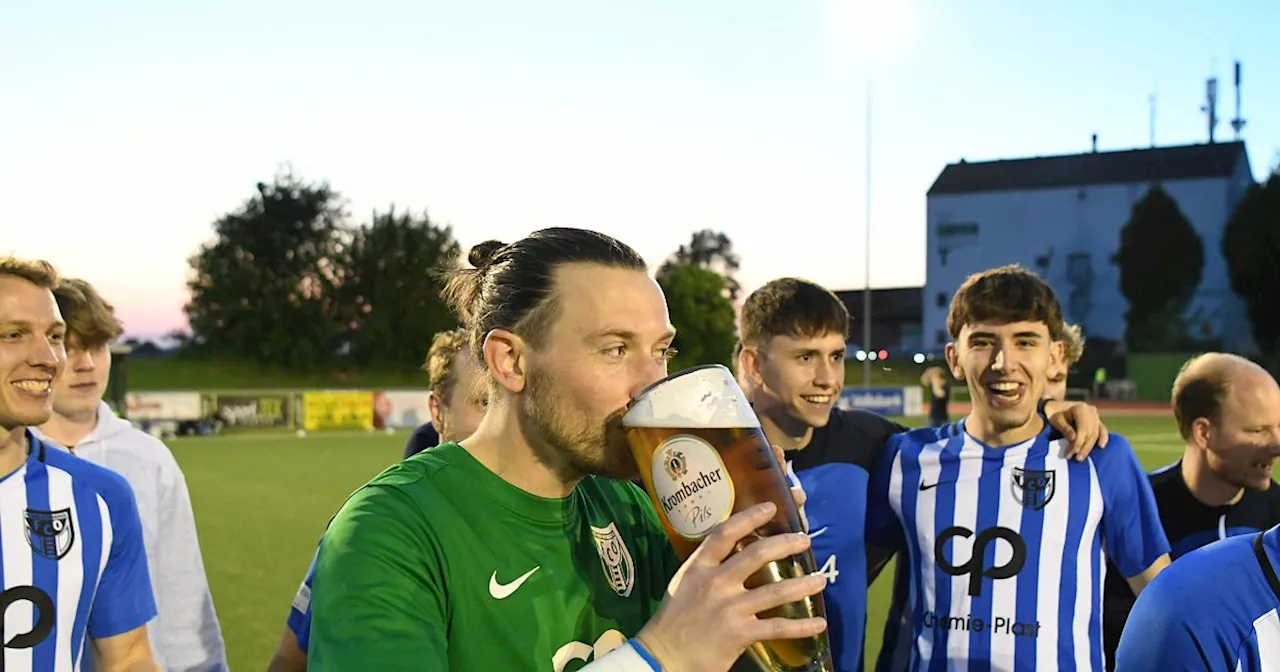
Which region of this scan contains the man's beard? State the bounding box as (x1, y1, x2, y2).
(522, 367, 637, 482)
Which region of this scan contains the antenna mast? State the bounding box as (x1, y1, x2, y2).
(1231, 60, 1247, 140)
(1201, 74, 1219, 144)
(1149, 93, 1156, 148)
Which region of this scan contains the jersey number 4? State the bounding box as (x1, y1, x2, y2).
(819, 554, 839, 583)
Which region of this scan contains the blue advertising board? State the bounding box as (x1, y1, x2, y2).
(836, 386, 922, 416)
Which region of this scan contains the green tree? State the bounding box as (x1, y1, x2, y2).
(1223, 170, 1280, 353)
(658, 229, 742, 300)
(657, 264, 737, 372)
(184, 172, 349, 369)
(1113, 185, 1204, 351)
(339, 207, 462, 368)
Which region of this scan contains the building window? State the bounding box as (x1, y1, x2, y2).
(938, 222, 979, 236)
(936, 292, 947, 307)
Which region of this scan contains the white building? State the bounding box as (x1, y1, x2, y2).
(923, 140, 1256, 353)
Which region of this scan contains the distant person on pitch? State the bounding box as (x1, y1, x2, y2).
(35, 278, 227, 672)
(267, 328, 488, 672)
(1044, 322, 1084, 401)
(401, 327, 489, 460)
(1101, 352, 1280, 670)
(0, 258, 160, 671)
(920, 366, 951, 427)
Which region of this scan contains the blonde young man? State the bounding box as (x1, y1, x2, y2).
(36, 278, 226, 671)
(0, 258, 160, 671)
(1045, 323, 1084, 401)
(401, 327, 489, 460)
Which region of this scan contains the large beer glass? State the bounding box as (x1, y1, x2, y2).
(623, 364, 834, 672)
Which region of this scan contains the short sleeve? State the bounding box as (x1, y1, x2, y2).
(87, 474, 159, 639)
(1095, 435, 1171, 577)
(285, 547, 319, 650)
(307, 484, 449, 670)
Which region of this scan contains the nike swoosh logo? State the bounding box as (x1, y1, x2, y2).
(807, 526, 829, 539)
(489, 566, 540, 599)
(919, 480, 947, 491)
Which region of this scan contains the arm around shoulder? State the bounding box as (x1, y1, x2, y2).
(307, 483, 450, 670)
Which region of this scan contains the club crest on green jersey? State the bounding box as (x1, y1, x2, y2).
(591, 522, 635, 597)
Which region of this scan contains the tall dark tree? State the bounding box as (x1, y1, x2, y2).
(184, 172, 349, 369)
(1113, 185, 1204, 352)
(658, 229, 742, 300)
(1223, 171, 1280, 353)
(339, 207, 462, 368)
(657, 264, 738, 373)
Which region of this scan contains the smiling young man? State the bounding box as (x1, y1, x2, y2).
(867, 264, 1170, 671)
(735, 277, 1110, 672)
(0, 258, 160, 671)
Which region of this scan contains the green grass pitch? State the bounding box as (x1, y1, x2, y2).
(171, 414, 1193, 670)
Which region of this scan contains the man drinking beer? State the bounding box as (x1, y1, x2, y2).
(306, 228, 826, 671)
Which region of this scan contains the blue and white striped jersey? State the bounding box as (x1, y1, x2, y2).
(867, 421, 1169, 671)
(1116, 524, 1280, 671)
(0, 430, 157, 671)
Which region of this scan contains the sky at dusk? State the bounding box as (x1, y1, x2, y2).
(3, 0, 1277, 340)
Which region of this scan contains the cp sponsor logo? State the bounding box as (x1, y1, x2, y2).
(1, 586, 55, 668)
(935, 525, 1027, 597)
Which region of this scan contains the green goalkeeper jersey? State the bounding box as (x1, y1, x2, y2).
(307, 441, 681, 671)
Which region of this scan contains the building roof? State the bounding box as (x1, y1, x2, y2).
(928, 141, 1248, 196)
(834, 287, 922, 322)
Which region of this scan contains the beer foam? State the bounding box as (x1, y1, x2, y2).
(624, 365, 760, 429)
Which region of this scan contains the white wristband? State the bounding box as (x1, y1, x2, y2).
(579, 642, 660, 671)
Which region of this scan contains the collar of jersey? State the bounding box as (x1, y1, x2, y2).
(437, 442, 582, 528)
(0, 429, 45, 488)
(956, 417, 1051, 457)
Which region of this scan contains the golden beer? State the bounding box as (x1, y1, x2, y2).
(623, 365, 834, 672)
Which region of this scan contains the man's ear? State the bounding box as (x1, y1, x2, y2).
(1190, 417, 1214, 451)
(483, 328, 527, 393)
(428, 391, 445, 432)
(944, 342, 964, 381)
(740, 345, 764, 388)
(1050, 339, 1066, 375)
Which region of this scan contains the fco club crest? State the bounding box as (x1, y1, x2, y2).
(591, 522, 635, 598)
(24, 508, 75, 561)
(1011, 468, 1056, 511)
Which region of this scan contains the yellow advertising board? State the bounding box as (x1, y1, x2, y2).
(302, 390, 375, 431)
